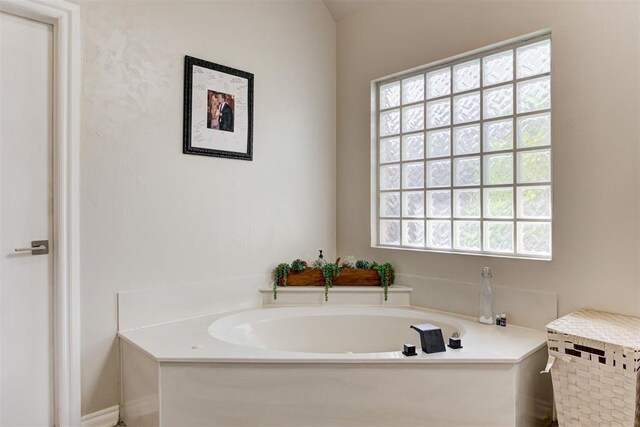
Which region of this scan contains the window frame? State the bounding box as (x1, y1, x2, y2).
(371, 30, 552, 260)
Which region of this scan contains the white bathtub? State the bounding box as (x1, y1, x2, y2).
(119, 305, 552, 426)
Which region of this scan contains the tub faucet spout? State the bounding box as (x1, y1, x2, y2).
(410, 323, 446, 354)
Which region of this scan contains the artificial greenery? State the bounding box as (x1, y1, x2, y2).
(271, 257, 394, 302)
(290, 259, 307, 272)
(340, 255, 357, 269)
(311, 258, 326, 268)
(355, 259, 370, 269)
(373, 262, 395, 301)
(273, 263, 291, 300)
(321, 262, 341, 302)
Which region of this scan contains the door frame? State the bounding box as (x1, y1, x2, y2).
(0, 0, 81, 425)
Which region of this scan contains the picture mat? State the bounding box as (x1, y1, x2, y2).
(191, 65, 249, 153)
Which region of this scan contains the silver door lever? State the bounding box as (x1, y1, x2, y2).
(14, 240, 49, 255)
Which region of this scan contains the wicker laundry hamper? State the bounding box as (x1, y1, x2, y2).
(546, 309, 640, 426)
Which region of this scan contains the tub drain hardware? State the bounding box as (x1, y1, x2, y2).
(410, 323, 446, 354)
(402, 343, 417, 356)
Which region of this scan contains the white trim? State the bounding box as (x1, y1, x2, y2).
(80, 406, 119, 427)
(0, 0, 81, 426)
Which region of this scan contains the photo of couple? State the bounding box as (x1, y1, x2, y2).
(207, 90, 235, 132)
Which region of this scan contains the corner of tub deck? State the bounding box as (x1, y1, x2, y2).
(119, 330, 161, 362)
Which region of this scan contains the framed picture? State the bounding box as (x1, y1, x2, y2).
(183, 55, 254, 160)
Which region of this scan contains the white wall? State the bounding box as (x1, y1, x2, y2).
(79, 0, 336, 415)
(337, 2, 640, 320)
(79, 0, 640, 416)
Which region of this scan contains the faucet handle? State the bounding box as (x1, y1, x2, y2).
(448, 332, 463, 349)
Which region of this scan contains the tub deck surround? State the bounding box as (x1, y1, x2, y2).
(117, 275, 266, 331)
(119, 306, 547, 364)
(119, 305, 553, 426)
(118, 286, 553, 426)
(397, 273, 559, 330)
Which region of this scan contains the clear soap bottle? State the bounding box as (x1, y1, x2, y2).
(478, 267, 494, 325)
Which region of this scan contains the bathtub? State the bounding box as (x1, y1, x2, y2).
(119, 305, 552, 426)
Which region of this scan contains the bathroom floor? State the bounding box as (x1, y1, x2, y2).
(110, 419, 557, 426)
(113, 419, 558, 426)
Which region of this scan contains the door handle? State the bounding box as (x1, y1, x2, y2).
(14, 240, 49, 255)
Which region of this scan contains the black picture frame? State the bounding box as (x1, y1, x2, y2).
(183, 55, 254, 161)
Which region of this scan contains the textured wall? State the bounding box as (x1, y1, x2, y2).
(79, 0, 336, 415)
(337, 1, 640, 317)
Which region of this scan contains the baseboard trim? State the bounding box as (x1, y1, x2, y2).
(81, 405, 119, 427)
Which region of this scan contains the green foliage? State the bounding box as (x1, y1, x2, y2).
(321, 262, 340, 302)
(290, 259, 307, 272)
(374, 263, 395, 301)
(487, 128, 512, 151)
(355, 259, 370, 269)
(272, 263, 290, 300)
(486, 188, 513, 218)
(486, 155, 512, 185)
(340, 256, 357, 269)
(272, 258, 394, 302)
(457, 223, 481, 249)
(520, 151, 551, 183)
(521, 127, 545, 147)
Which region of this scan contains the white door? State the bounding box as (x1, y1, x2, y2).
(0, 11, 54, 427)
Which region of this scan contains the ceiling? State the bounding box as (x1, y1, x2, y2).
(322, 0, 378, 21)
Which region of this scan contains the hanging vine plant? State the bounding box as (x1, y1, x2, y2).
(371, 262, 395, 301)
(321, 262, 340, 302)
(272, 263, 290, 300)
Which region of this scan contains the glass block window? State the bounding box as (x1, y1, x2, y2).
(374, 34, 552, 259)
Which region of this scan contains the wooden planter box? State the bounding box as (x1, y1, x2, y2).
(281, 268, 383, 287)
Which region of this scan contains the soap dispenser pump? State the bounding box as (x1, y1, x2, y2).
(478, 267, 494, 325)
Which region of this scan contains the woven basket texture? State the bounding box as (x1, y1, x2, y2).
(547, 310, 640, 427)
